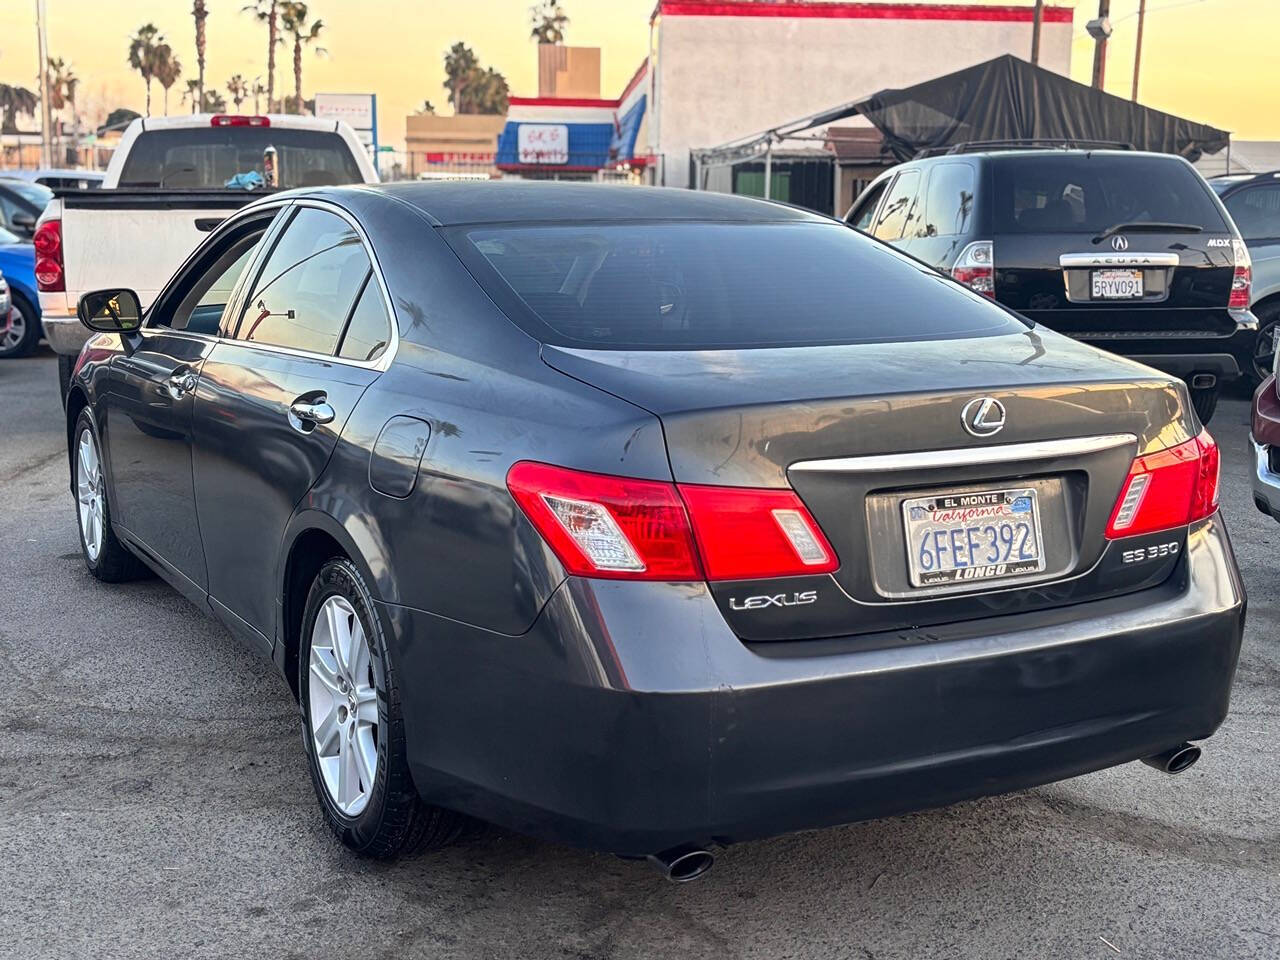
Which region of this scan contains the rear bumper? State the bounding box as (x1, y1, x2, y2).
(382, 516, 1245, 855)
(1252, 439, 1280, 521)
(1031, 309, 1258, 381)
(40, 311, 88, 356)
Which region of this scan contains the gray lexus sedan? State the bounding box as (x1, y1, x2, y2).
(66, 183, 1244, 882)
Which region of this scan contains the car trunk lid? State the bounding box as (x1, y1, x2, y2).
(543, 329, 1197, 642)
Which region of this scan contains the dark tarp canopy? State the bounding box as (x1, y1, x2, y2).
(693, 55, 1229, 169)
(852, 54, 1229, 162)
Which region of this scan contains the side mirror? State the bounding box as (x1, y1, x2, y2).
(78, 288, 144, 333)
(11, 211, 36, 233)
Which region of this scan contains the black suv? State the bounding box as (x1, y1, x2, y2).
(846, 145, 1258, 422)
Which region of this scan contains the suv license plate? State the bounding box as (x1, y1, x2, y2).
(1092, 269, 1144, 299)
(903, 487, 1046, 588)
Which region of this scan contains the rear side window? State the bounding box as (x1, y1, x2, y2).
(873, 170, 922, 241)
(117, 128, 363, 189)
(992, 154, 1226, 234)
(1224, 184, 1280, 240)
(337, 277, 392, 362)
(921, 163, 976, 237)
(847, 180, 887, 231)
(453, 221, 1025, 350)
(235, 207, 371, 355)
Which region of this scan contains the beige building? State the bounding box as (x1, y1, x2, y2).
(403, 113, 506, 178)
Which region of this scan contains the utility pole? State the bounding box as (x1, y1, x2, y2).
(1089, 0, 1113, 90)
(35, 0, 54, 168)
(1131, 0, 1148, 101)
(1031, 0, 1044, 65)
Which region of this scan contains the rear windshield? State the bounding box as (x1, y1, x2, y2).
(992, 154, 1227, 234)
(452, 221, 1025, 350)
(117, 127, 363, 189)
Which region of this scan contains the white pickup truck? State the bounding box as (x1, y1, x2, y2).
(36, 112, 378, 396)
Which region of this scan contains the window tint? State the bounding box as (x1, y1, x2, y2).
(847, 181, 886, 231)
(2, 181, 52, 208)
(236, 208, 371, 355)
(872, 170, 921, 241)
(337, 276, 392, 362)
(169, 239, 262, 334)
(1225, 185, 1280, 240)
(455, 221, 1024, 350)
(992, 155, 1226, 234)
(117, 128, 363, 189)
(921, 163, 976, 237)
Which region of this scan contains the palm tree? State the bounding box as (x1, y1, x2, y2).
(280, 3, 326, 113)
(192, 0, 209, 106)
(443, 42, 478, 114)
(242, 2, 281, 111)
(226, 74, 250, 111)
(46, 58, 75, 161)
(182, 78, 201, 114)
(127, 24, 164, 117)
(0, 83, 39, 168)
(154, 46, 182, 116)
(530, 1, 569, 44)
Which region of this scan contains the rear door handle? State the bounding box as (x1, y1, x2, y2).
(289, 396, 336, 432)
(166, 370, 198, 400)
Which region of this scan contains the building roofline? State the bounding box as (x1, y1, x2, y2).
(654, 1, 1073, 23)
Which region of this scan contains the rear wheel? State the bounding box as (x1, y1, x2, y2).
(1251, 303, 1279, 384)
(1189, 385, 1218, 425)
(299, 557, 462, 858)
(0, 294, 40, 358)
(73, 409, 150, 582)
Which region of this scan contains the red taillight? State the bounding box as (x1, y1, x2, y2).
(1229, 239, 1252, 309)
(506, 462, 839, 582)
(951, 240, 995, 297)
(507, 462, 701, 580)
(678, 484, 838, 580)
(33, 218, 63, 292)
(210, 114, 270, 127)
(1105, 430, 1220, 538)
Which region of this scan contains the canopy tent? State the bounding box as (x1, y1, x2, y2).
(692, 54, 1230, 204)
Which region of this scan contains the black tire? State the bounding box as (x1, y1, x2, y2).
(1251, 303, 1279, 384)
(298, 557, 462, 858)
(1189, 385, 1218, 426)
(58, 353, 74, 410)
(72, 409, 151, 582)
(0, 292, 41, 358)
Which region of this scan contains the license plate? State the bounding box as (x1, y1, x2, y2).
(1091, 269, 1144, 299)
(902, 487, 1046, 588)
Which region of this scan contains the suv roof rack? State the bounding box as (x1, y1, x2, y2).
(913, 139, 1136, 158)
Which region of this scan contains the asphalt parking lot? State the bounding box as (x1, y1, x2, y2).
(1, 347, 1277, 960)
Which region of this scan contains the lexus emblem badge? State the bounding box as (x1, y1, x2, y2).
(961, 397, 1007, 437)
(1111, 234, 1129, 251)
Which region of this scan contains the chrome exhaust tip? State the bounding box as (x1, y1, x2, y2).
(1141, 742, 1202, 774)
(647, 844, 715, 883)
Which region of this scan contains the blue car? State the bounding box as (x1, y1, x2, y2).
(0, 226, 39, 358)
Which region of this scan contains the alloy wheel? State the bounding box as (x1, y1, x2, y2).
(308, 595, 379, 816)
(1254, 321, 1278, 382)
(76, 427, 104, 562)
(1, 311, 26, 352)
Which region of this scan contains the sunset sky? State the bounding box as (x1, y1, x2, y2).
(0, 0, 1275, 151)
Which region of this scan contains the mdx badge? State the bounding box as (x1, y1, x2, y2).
(729, 590, 818, 611)
(961, 396, 1006, 437)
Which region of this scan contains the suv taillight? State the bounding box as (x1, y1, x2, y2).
(33, 218, 64, 292)
(952, 240, 994, 296)
(506, 462, 838, 581)
(1105, 429, 1220, 538)
(1229, 238, 1252, 309)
